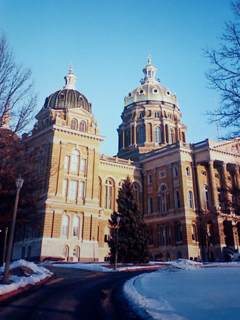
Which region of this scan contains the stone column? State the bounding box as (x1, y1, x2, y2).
(208, 160, 218, 210)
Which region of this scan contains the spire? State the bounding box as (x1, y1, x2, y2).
(141, 55, 158, 84)
(64, 64, 77, 89)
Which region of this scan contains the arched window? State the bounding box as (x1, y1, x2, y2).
(139, 127, 145, 144)
(174, 190, 181, 209)
(155, 126, 161, 143)
(176, 222, 182, 242)
(188, 190, 194, 208)
(133, 183, 138, 200)
(73, 246, 80, 259)
(158, 226, 165, 246)
(69, 180, 78, 200)
(173, 165, 178, 177)
(70, 150, 80, 172)
(105, 179, 113, 209)
(169, 128, 174, 144)
(62, 215, 69, 236)
(165, 225, 171, 246)
(155, 112, 160, 118)
(160, 185, 168, 213)
(186, 166, 191, 176)
(79, 181, 85, 199)
(73, 216, 80, 237)
(192, 224, 198, 241)
(202, 185, 210, 210)
(166, 252, 171, 261)
(71, 118, 78, 130)
(79, 121, 86, 132)
(148, 197, 153, 214)
(62, 245, 69, 259)
(125, 129, 130, 147)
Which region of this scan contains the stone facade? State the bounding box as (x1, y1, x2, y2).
(13, 59, 240, 262)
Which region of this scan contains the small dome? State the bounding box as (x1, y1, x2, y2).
(43, 65, 92, 113)
(124, 56, 179, 109)
(44, 89, 92, 113)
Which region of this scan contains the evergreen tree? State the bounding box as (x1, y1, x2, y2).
(108, 176, 149, 263)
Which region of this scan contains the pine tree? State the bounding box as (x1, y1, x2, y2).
(108, 176, 149, 263)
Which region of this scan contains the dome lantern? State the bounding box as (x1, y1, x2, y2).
(142, 54, 158, 84)
(64, 64, 77, 90)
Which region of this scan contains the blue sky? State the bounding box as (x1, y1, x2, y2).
(0, 0, 234, 155)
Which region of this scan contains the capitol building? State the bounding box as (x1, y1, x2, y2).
(13, 58, 240, 262)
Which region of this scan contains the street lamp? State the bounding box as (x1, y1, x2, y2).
(2, 176, 24, 284)
(114, 216, 120, 270)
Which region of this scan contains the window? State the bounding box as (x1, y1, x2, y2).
(62, 245, 69, 258)
(133, 183, 138, 199)
(154, 112, 160, 118)
(173, 166, 178, 177)
(64, 156, 70, 171)
(105, 179, 113, 209)
(160, 185, 168, 213)
(186, 166, 191, 176)
(165, 225, 171, 246)
(62, 179, 68, 198)
(62, 216, 69, 236)
(139, 127, 145, 144)
(80, 158, 86, 174)
(79, 121, 86, 132)
(155, 126, 161, 143)
(149, 229, 154, 245)
(148, 174, 152, 184)
(73, 216, 80, 237)
(202, 185, 210, 210)
(158, 226, 165, 246)
(192, 224, 198, 241)
(71, 118, 78, 130)
(188, 190, 194, 208)
(148, 197, 153, 214)
(70, 150, 79, 172)
(79, 181, 85, 199)
(39, 155, 45, 174)
(176, 222, 182, 242)
(159, 171, 166, 178)
(73, 246, 80, 258)
(69, 180, 78, 200)
(169, 128, 174, 144)
(174, 190, 181, 209)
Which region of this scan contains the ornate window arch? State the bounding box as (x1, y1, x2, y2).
(71, 118, 78, 130)
(105, 179, 114, 209)
(188, 190, 194, 208)
(79, 121, 86, 132)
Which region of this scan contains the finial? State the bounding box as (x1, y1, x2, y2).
(64, 63, 77, 90)
(147, 53, 152, 64)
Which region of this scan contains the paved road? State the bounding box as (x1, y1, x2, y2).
(0, 266, 148, 320)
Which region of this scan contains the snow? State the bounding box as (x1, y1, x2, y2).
(123, 259, 240, 320)
(0, 260, 52, 295)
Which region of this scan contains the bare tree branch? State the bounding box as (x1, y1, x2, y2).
(0, 32, 37, 133)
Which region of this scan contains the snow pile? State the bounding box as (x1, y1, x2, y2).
(0, 260, 52, 295)
(52, 262, 116, 272)
(123, 260, 240, 320)
(160, 258, 202, 272)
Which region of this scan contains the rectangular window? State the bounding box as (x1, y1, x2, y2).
(69, 181, 77, 200)
(79, 181, 85, 199)
(80, 159, 86, 173)
(62, 179, 68, 197)
(64, 156, 70, 170)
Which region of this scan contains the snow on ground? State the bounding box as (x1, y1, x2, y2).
(123, 259, 240, 320)
(0, 260, 52, 295)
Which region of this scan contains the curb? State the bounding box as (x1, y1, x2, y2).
(0, 276, 52, 303)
